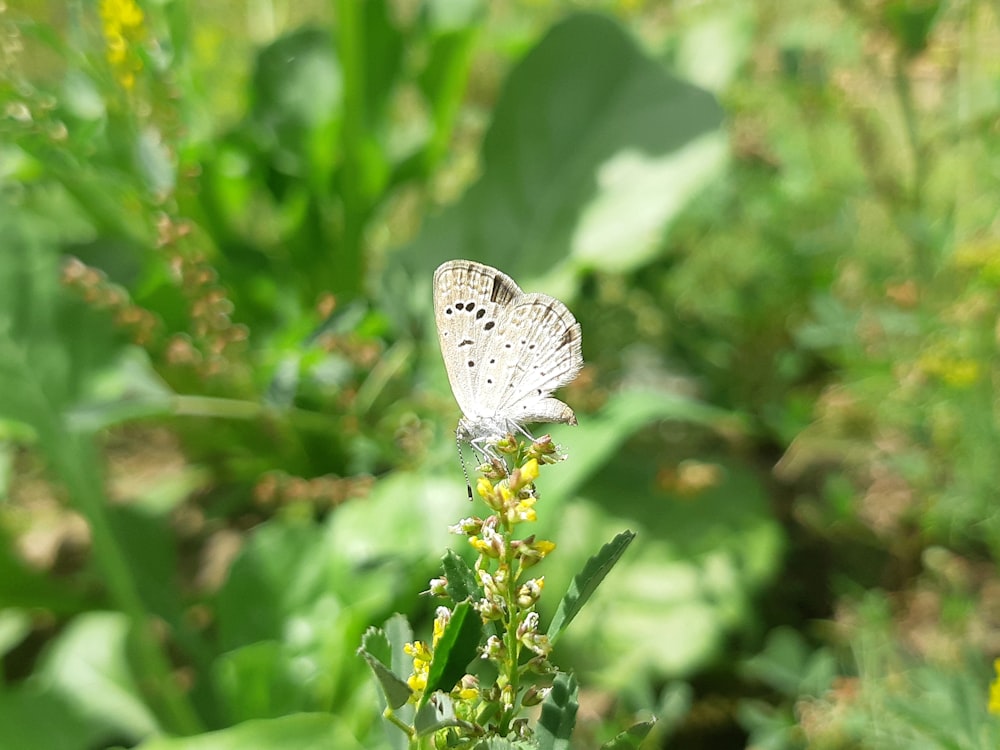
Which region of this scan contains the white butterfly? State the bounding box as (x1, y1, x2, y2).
(433, 260, 583, 457)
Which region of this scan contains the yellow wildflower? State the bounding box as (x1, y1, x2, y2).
(510, 494, 537, 524)
(918, 352, 981, 388)
(454, 674, 479, 702)
(989, 659, 1000, 715)
(99, 0, 145, 88)
(515, 537, 556, 569)
(403, 640, 431, 696)
(509, 459, 539, 493)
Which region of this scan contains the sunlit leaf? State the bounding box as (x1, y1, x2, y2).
(441, 548, 478, 603)
(37, 612, 160, 739)
(389, 11, 725, 314)
(536, 671, 578, 750)
(359, 626, 413, 710)
(419, 601, 481, 705)
(599, 719, 656, 750)
(134, 714, 364, 749)
(547, 530, 635, 644)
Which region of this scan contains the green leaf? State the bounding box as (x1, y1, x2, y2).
(599, 719, 657, 750)
(134, 713, 364, 749)
(212, 520, 393, 721)
(410, 0, 483, 175)
(882, 0, 942, 57)
(0, 537, 90, 614)
(545, 388, 737, 506)
(536, 671, 578, 750)
(741, 627, 836, 699)
(213, 641, 321, 722)
(391, 11, 725, 301)
(105, 504, 183, 625)
(335, 0, 402, 293)
(358, 0, 404, 125)
(358, 626, 413, 710)
(419, 601, 481, 706)
(0, 609, 31, 663)
(362, 616, 414, 748)
(543, 458, 783, 682)
(0, 685, 105, 750)
(0, 215, 121, 435)
(250, 28, 343, 148)
(547, 530, 635, 644)
(441, 548, 478, 603)
(214, 521, 333, 649)
(35, 612, 160, 741)
(63, 350, 175, 433)
(383, 612, 415, 680)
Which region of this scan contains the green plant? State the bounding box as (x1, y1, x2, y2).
(1, 3, 735, 747)
(359, 435, 648, 749)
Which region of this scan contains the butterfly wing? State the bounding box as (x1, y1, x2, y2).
(433, 260, 522, 421)
(434, 260, 583, 432)
(490, 292, 583, 425)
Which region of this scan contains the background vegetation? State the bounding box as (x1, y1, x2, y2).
(2, 0, 999, 747)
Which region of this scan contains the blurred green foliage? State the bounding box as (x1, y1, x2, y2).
(1, 0, 999, 748)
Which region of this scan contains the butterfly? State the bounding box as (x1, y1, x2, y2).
(433, 260, 583, 460)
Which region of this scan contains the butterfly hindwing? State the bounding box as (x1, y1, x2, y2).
(492, 294, 582, 421)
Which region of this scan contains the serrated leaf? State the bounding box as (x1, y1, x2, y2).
(547, 530, 635, 643)
(383, 613, 415, 680)
(600, 719, 657, 749)
(361, 624, 393, 666)
(536, 671, 578, 750)
(441, 548, 478, 603)
(359, 627, 412, 710)
(419, 601, 481, 707)
(442, 549, 502, 641)
(378, 614, 415, 749)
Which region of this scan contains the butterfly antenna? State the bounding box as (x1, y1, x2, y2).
(456, 432, 473, 500)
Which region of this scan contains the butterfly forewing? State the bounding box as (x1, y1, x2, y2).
(433, 260, 522, 420)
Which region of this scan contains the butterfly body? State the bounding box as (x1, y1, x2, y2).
(433, 260, 583, 452)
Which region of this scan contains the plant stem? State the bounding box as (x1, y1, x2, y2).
(7, 338, 202, 734)
(498, 448, 525, 736)
(333, 0, 372, 298)
(171, 394, 335, 432)
(58, 434, 204, 734)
